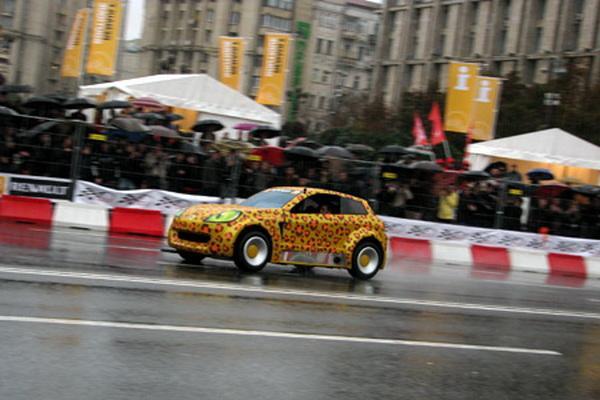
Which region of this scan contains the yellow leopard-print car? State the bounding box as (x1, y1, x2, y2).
(168, 187, 388, 280)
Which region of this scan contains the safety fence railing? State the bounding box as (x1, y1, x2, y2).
(1, 114, 599, 240)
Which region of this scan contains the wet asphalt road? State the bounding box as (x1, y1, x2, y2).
(0, 222, 599, 400)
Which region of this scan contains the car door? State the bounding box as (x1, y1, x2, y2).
(280, 194, 343, 266)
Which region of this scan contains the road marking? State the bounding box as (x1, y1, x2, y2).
(588, 299, 600, 303)
(0, 315, 561, 356)
(0, 265, 598, 321)
(51, 239, 160, 253)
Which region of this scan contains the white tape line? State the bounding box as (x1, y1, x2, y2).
(0, 315, 561, 356)
(0, 265, 598, 321)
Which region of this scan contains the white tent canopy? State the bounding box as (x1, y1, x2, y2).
(468, 128, 600, 170)
(79, 74, 281, 129)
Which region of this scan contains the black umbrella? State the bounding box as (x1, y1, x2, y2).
(108, 117, 150, 133)
(458, 170, 491, 182)
(133, 112, 166, 123)
(249, 125, 281, 139)
(284, 146, 319, 159)
(18, 121, 90, 139)
(0, 106, 20, 116)
(411, 161, 443, 172)
(572, 185, 600, 196)
(484, 161, 508, 173)
(346, 143, 375, 154)
(527, 168, 554, 181)
(97, 100, 132, 110)
(22, 96, 62, 108)
(316, 145, 353, 159)
(0, 84, 32, 94)
(63, 97, 96, 110)
(296, 139, 323, 150)
(43, 93, 69, 103)
(147, 125, 179, 138)
(378, 144, 408, 155)
(192, 119, 224, 133)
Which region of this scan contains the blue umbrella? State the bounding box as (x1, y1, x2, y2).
(526, 168, 554, 181)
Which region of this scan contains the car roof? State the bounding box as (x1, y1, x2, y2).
(266, 186, 368, 203)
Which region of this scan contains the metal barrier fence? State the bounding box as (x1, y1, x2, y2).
(1, 115, 599, 240)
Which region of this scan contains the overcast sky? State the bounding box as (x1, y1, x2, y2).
(124, 0, 383, 40)
(125, 0, 145, 40)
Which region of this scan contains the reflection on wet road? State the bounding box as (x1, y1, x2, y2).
(0, 223, 599, 400)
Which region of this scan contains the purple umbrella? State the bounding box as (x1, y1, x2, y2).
(234, 122, 258, 131)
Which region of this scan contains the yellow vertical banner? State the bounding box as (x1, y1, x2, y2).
(444, 62, 480, 133)
(219, 37, 244, 91)
(469, 77, 503, 141)
(256, 33, 290, 106)
(85, 0, 123, 76)
(61, 8, 90, 78)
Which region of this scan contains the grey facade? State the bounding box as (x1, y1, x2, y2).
(372, 0, 600, 109)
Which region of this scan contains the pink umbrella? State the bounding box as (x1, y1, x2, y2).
(234, 122, 258, 131)
(132, 97, 165, 111)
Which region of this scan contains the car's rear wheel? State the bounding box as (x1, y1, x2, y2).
(348, 240, 382, 280)
(178, 250, 205, 265)
(234, 230, 271, 273)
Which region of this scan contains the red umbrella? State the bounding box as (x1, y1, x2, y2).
(132, 97, 165, 111)
(535, 184, 571, 198)
(252, 145, 285, 167)
(234, 122, 258, 131)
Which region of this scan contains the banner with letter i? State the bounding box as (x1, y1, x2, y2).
(61, 8, 90, 78)
(469, 77, 502, 141)
(444, 62, 480, 133)
(219, 37, 244, 91)
(256, 33, 291, 106)
(85, 0, 123, 76)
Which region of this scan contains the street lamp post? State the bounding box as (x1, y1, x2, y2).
(543, 92, 561, 128)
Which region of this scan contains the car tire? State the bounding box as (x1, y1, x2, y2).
(178, 250, 205, 265)
(348, 240, 383, 280)
(234, 230, 271, 273)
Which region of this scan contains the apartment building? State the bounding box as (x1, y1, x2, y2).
(300, 0, 379, 131)
(372, 0, 600, 109)
(0, 0, 90, 92)
(139, 0, 380, 127)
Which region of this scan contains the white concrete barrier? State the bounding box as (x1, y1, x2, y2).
(509, 248, 549, 274)
(587, 257, 600, 279)
(431, 241, 472, 265)
(53, 202, 109, 231)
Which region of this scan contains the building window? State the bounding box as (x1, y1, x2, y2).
(326, 40, 333, 55)
(318, 97, 325, 109)
(322, 70, 330, 83)
(229, 12, 240, 25)
(264, 0, 293, 10)
(312, 68, 320, 81)
(206, 9, 214, 23)
(353, 76, 360, 89)
(205, 29, 212, 42)
(316, 38, 324, 54)
(261, 14, 292, 31)
(534, 27, 543, 52)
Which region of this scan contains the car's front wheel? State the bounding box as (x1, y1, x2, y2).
(177, 250, 205, 265)
(348, 240, 383, 280)
(234, 230, 271, 273)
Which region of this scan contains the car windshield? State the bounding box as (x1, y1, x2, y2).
(240, 190, 298, 209)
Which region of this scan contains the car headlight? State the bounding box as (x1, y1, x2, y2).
(205, 210, 242, 223)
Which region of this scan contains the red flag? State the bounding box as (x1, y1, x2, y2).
(428, 102, 446, 145)
(412, 113, 429, 146)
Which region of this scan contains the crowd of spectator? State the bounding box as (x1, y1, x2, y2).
(1, 112, 599, 240)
